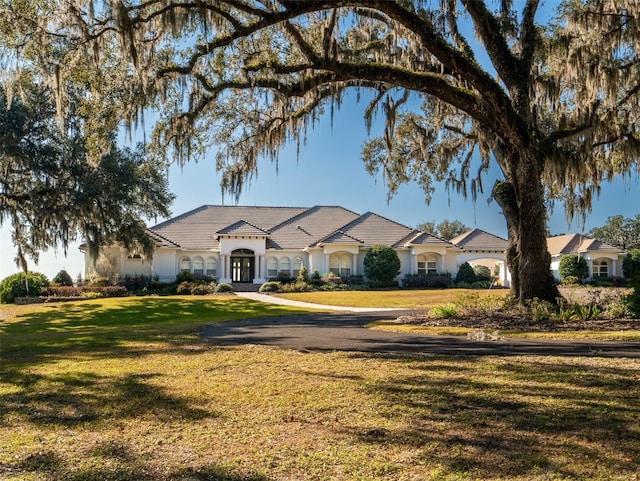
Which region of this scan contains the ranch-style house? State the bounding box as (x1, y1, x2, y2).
(81, 205, 625, 286)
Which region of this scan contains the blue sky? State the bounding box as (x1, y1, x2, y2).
(1, 91, 638, 281)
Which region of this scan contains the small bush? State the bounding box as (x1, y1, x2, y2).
(52, 269, 74, 286)
(118, 274, 152, 292)
(259, 281, 282, 293)
(402, 273, 452, 288)
(190, 283, 212, 295)
(559, 255, 588, 282)
(175, 271, 195, 283)
(46, 286, 83, 297)
(368, 279, 399, 289)
(455, 262, 476, 284)
(281, 280, 312, 293)
(176, 281, 195, 295)
(430, 304, 458, 319)
(0, 272, 50, 304)
(215, 282, 233, 293)
(527, 297, 554, 321)
(296, 266, 310, 284)
(363, 244, 401, 282)
(561, 275, 581, 287)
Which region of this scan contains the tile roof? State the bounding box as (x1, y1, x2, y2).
(546, 234, 624, 256)
(317, 211, 416, 248)
(151, 205, 308, 250)
(404, 231, 461, 249)
(216, 220, 270, 237)
(450, 228, 508, 251)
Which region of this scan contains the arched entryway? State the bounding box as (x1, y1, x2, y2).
(231, 249, 255, 283)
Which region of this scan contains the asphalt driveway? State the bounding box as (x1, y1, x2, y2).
(199, 311, 640, 358)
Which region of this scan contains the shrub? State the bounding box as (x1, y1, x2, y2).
(215, 282, 233, 293)
(296, 266, 310, 284)
(176, 281, 195, 295)
(363, 245, 401, 282)
(623, 249, 640, 283)
(118, 274, 152, 292)
(281, 280, 312, 293)
(190, 283, 212, 295)
(561, 275, 581, 286)
(46, 286, 83, 297)
(526, 297, 554, 321)
(402, 273, 452, 288)
(429, 304, 458, 319)
(52, 269, 74, 286)
(310, 269, 323, 286)
(455, 262, 476, 284)
(559, 255, 588, 282)
(0, 272, 50, 304)
(367, 279, 399, 289)
(259, 281, 282, 293)
(175, 271, 195, 283)
(472, 265, 492, 282)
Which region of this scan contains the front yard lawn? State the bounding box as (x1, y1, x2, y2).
(1, 296, 639, 480)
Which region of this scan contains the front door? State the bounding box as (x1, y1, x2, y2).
(231, 250, 255, 282)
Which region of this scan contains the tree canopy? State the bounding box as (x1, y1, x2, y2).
(0, 83, 174, 271)
(1, 0, 638, 303)
(589, 214, 640, 250)
(416, 219, 469, 241)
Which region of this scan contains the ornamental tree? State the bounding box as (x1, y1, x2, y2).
(363, 244, 401, 283)
(2, 0, 639, 305)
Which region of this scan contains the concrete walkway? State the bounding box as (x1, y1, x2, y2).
(234, 291, 405, 312)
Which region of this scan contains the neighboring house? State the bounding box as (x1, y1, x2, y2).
(547, 234, 626, 281)
(83, 205, 462, 284)
(449, 228, 511, 287)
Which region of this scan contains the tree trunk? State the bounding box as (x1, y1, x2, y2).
(494, 154, 560, 304)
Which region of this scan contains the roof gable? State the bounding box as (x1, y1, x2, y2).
(450, 228, 507, 251)
(216, 219, 270, 237)
(405, 231, 459, 249)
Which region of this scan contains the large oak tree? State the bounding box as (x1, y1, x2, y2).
(2, 0, 638, 302)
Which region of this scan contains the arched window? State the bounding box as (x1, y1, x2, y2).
(206, 257, 217, 277)
(595, 260, 609, 278)
(329, 253, 351, 276)
(180, 256, 191, 273)
(279, 257, 291, 277)
(293, 257, 304, 277)
(267, 257, 278, 278)
(417, 255, 438, 275)
(193, 256, 204, 276)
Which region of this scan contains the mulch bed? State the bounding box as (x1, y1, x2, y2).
(395, 313, 640, 332)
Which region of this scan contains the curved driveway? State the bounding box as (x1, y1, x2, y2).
(200, 294, 640, 358)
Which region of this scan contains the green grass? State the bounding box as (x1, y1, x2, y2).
(275, 288, 509, 308)
(1, 296, 640, 480)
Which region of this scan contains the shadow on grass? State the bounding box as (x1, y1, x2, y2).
(340, 352, 640, 480)
(1, 297, 311, 362)
(4, 456, 271, 481)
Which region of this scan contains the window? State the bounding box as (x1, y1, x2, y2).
(206, 257, 217, 277)
(417, 255, 437, 275)
(193, 256, 204, 276)
(279, 257, 291, 277)
(329, 253, 351, 276)
(293, 257, 304, 277)
(267, 257, 278, 278)
(180, 256, 191, 273)
(595, 261, 609, 278)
